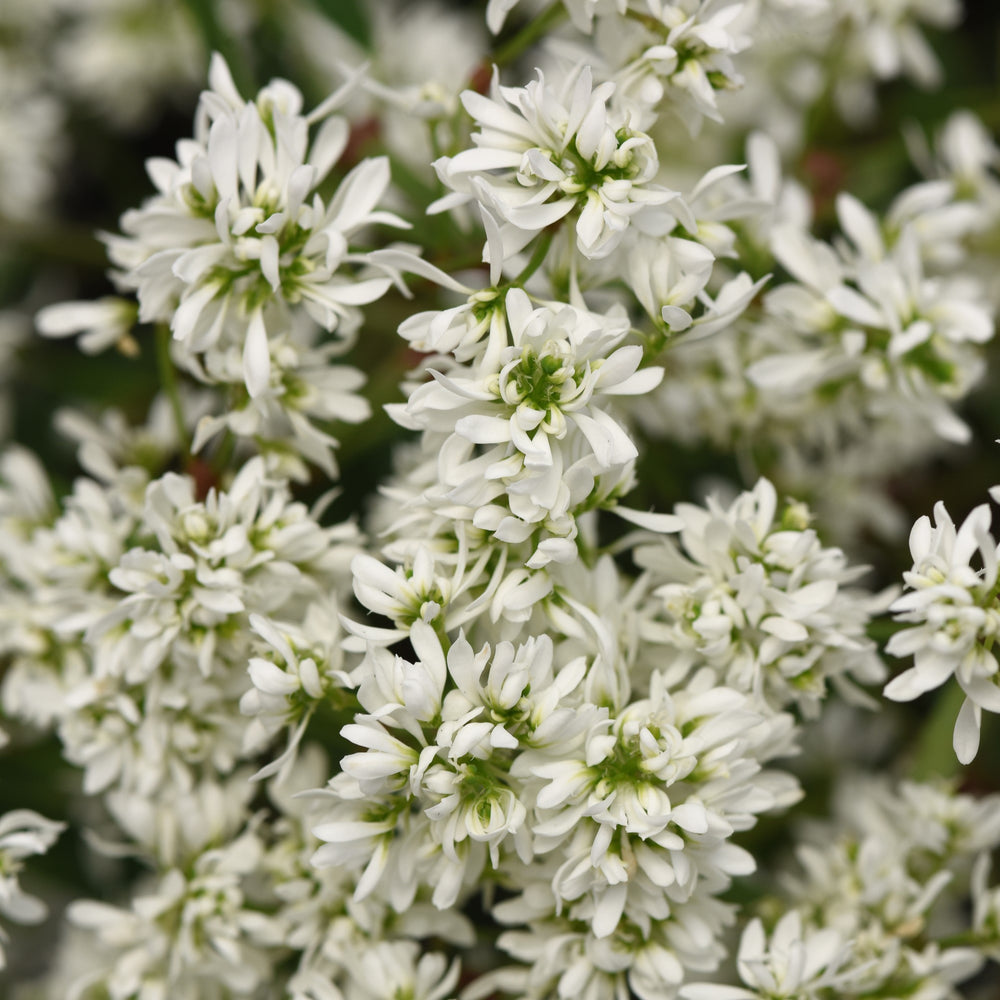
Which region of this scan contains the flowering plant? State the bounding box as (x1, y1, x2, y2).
(2, 1, 1000, 998)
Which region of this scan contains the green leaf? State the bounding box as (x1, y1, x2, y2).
(309, 0, 370, 47)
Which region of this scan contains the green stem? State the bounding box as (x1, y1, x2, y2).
(179, 0, 256, 94)
(211, 428, 237, 475)
(427, 118, 446, 163)
(936, 930, 988, 950)
(155, 324, 192, 461)
(491, 3, 568, 70)
(432, 617, 452, 655)
(512, 227, 556, 287)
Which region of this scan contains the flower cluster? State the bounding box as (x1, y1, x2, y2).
(684, 776, 1000, 999)
(393, 288, 663, 566)
(486, 1, 750, 132)
(634, 479, 888, 716)
(38, 55, 407, 478)
(3, 2, 1000, 1000)
(0, 810, 64, 970)
(642, 128, 996, 541)
(1, 446, 359, 800)
(884, 493, 1000, 763)
(432, 66, 680, 262)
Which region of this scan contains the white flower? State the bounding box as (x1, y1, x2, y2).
(605, 0, 750, 131)
(910, 109, 1000, 222)
(36, 297, 138, 355)
(0, 446, 55, 534)
(0, 454, 361, 800)
(483, 877, 734, 1000)
(626, 232, 767, 341)
(391, 278, 509, 368)
(313, 625, 598, 908)
(0, 809, 64, 969)
(635, 479, 886, 714)
(57, 667, 250, 796)
(0, 465, 138, 742)
(885, 500, 1000, 763)
(398, 288, 660, 514)
(432, 66, 681, 262)
(52, 0, 205, 128)
(839, 0, 960, 90)
(681, 911, 855, 1000)
(348, 544, 495, 642)
(520, 669, 798, 938)
(54, 395, 202, 503)
(340, 941, 460, 1000)
(104, 54, 407, 397)
(835, 183, 983, 272)
(754, 214, 993, 444)
(67, 827, 284, 997)
(190, 326, 371, 478)
(864, 777, 1000, 860)
(485, 0, 624, 35)
(88, 456, 357, 684)
(293, 0, 487, 176)
(240, 603, 355, 782)
(753, 774, 1000, 999)
(103, 775, 254, 869)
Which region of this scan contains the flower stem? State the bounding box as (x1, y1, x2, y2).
(155, 324, 192, 461)
(512, 228, 555, 287)
(432, 618, 453, 655)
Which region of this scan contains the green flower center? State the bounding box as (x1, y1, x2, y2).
(504, 344, 584, 413)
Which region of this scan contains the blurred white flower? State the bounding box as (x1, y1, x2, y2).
(603, 0, 750, 132)
(290, 0, 487, 176)
(834, 0, 960, 90)
(52, 0, 205, 128)
(486, 0, 622, 34)
(753, 209, 993, 444)
(341, 941, 460, 1000)
(681, 911, 855, 1000)
(36, 297, 138, 355)
(67, 826, 284, 997)
(0, 809, 64, 969)
(0, 53, 63, 221)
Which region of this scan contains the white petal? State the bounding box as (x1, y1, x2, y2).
(573, 410, 638, 467)
(243, 308, 271, 398)
(954, 696, 981, 764)
(456, 414, 513, 444)
(248, 658, 298, 696)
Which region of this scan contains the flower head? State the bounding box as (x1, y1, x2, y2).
(432, 66, 681, 263)
(105, 54, 407, 398)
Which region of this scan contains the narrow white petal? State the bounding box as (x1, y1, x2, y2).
(243, 308, 271, 398)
